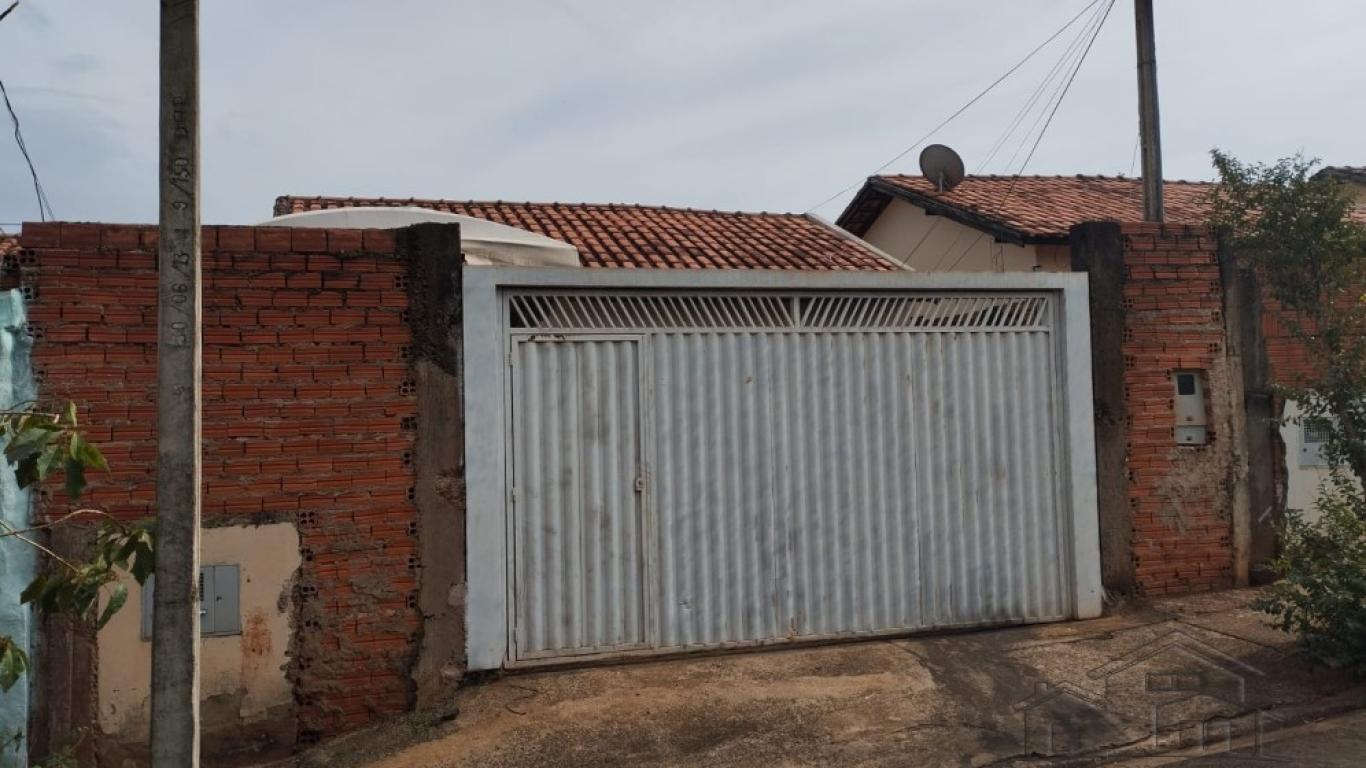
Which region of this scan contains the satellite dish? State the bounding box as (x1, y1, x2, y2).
(919, 144, 966, 192)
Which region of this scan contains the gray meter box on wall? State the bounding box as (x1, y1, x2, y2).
(1173, 371, 1208, 445)
(140, 564, 241, 639)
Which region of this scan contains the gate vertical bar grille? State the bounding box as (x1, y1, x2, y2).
(508, 292, 1050, 332)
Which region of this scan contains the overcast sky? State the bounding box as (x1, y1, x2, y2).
(1, 1, 1362, 227)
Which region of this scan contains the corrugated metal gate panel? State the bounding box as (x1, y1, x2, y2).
(654, 333, 785, 647)
(505, 290, 1072, 663)
(511, 338, 647, 658)
(774, 333, 925, 638)
(910, 331, 1068, 627)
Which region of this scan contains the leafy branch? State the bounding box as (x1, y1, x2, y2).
(1210, 151, 1366, 481)
(0, 402, 155, 698)
(0, 402, 109, 499)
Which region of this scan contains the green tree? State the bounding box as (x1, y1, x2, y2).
(0, 403, 155, 762)
(1211, 151, 1366, 675)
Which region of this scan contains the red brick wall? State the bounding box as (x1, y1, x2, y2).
(1261, 297, 1317, 387)
(1120, 223, 1237, 596)
(16, 222, 419, 740)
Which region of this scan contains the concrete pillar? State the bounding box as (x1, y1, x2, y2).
(1227, 256, 1281, 581)
(1069, 222, 1136, 595)
(1218, 246, 1253, 586)
(397, 224, 467, 710)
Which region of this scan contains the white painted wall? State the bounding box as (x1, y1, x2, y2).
(98, 523, 300, 743)
(858, 198, 1069, 272)
(1280, 400, 1333, 525)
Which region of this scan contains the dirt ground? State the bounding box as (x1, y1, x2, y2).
(284, 589, 1366, 768)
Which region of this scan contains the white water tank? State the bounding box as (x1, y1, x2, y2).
(264, 207, 581, 268)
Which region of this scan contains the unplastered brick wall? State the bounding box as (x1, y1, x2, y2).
(1261, 296, 1319, 387)
(15, 222, 420, 741)
(1120, 223, 1237, 595)
(1259, 290, 1335, 526)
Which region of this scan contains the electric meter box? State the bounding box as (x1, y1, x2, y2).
(1173, 371, 1208, 445)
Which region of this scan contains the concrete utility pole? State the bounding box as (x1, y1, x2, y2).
(1134, 0, 1164, 222)
(151, 0, 201, 765)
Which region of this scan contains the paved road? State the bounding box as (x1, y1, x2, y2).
(1165, 709, 1366, 767)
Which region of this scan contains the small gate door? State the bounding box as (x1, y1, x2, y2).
(509, 336, 648, 660)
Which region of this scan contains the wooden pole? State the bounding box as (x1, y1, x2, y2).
(1135, 0, 1164, 222)
(150, 0, 201, 765)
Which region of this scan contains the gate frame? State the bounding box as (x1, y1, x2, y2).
(463, 266, 1101, 671)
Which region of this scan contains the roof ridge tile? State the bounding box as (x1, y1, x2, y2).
(276, 195, 816, 219)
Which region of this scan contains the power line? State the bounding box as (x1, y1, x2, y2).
(803, 0, 1104, 215)
(977, 0, 1106, 175)
(1, 1, 48, 222)
(918, 0, 1107, 270)
(1001, 0, 1117, 204)
(0, 77, 53, 221)
(941, 0, 1116, 272)
(910, 0, 1108, 269)
(997, 1, 1110, 174)
(942, 0, 1115, 271)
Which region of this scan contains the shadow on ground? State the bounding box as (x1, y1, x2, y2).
(285, 589, 1366, 768)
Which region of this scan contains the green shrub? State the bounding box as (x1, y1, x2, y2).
(1254, 478, 1366, 676)
(1212, 151, 1366, 674)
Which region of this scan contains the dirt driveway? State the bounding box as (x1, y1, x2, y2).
(295, 590, 1366, 768)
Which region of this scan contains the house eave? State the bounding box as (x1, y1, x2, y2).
(834, 181, 894, 238)
(864, 177, 1034, 247)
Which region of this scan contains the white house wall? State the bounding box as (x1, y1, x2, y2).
(97, 523, 300, 750)
(862, 199, 1035, 271)
(858, 198, 1071, 273)
(1280, 399, 1335, 525)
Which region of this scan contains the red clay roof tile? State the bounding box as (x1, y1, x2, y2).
(842, 175, 1218, 241)
(275, 196, 898, 271)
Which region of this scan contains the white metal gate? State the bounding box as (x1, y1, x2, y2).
(510, 337, 648, 658)
(465, 269, 1101, 670)
(502, 289, 1078, 663)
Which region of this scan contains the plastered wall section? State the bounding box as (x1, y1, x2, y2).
(0, 289, 34, 767)
(97, 523, 300, 742)
(858, 198, 1071, 271)
(1279, 399, 1340, 525)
